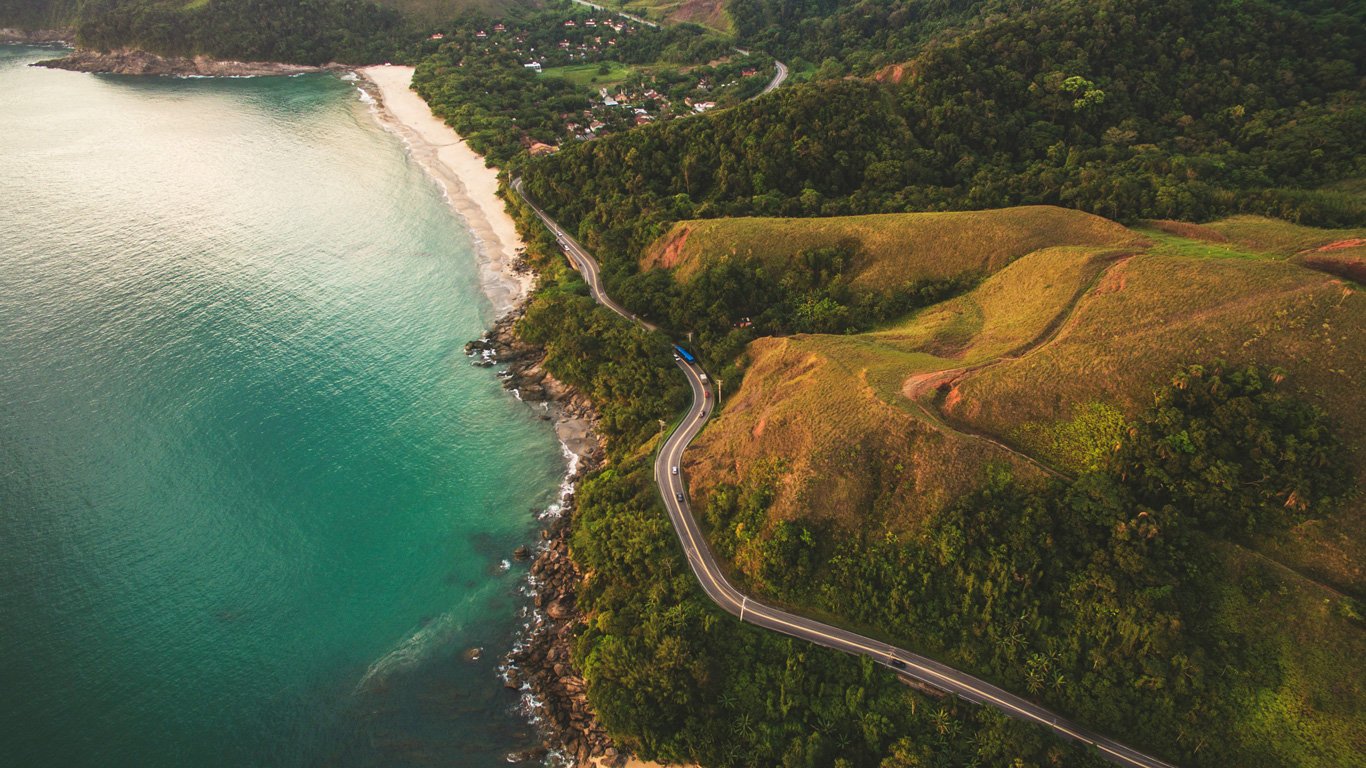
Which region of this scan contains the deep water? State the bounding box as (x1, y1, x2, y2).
(0, 46, 563, 766)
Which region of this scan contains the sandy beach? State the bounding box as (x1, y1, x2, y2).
(359, 65, 532, 319)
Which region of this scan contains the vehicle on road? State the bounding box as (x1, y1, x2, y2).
(675, 491, 684, 502)
(890, 658, 907, 671)
(704, 390, 711, 398)
(672, 344, 696, 364)
(671, 466, 678, 475)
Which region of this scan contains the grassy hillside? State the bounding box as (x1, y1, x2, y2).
(681, 212, 1364, 765)
(643, 206, 1142, 288)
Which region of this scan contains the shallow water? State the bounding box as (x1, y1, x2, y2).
(0, 45, 562, 766)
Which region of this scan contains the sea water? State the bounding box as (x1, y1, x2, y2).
(0, 45, 563, 766)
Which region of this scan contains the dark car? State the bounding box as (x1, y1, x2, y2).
(889, 658, 906, 671)
(675, 492, 684, 502)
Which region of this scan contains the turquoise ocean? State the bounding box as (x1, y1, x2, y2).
(0, 46, 565, 766)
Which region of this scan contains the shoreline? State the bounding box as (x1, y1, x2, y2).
(356, 65, 532, 321)
(357, 63, 619, 765)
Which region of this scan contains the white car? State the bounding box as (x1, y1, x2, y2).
(671, 466, 679, 475)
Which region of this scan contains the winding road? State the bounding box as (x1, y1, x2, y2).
(510, 178, 1179, 768)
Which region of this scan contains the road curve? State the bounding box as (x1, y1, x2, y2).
(762, 58, 789, 94)
(510, 177, 1179, 768)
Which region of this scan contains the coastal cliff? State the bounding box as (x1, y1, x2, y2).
(35, 48, 334, 76)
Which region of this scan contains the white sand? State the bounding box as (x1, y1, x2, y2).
(359, 65, 532, 318)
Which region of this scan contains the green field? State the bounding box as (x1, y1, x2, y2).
(540, 60, 637, 89)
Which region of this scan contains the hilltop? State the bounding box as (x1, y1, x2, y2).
(672, 211, 1364, 765)
(643, 206, 1141, 288)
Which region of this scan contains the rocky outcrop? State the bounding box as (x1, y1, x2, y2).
(508, 519, 623, 767)
(34, 49, 339, 77)
(470, 312, 618, 766)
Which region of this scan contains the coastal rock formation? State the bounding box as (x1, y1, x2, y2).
(35, 49, 335, 77)
(472, 312, 618, 766)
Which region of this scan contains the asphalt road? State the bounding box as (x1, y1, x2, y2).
(762, 59, 789, 94)
(511, 177, 1180, 768)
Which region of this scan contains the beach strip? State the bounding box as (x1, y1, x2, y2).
(359, 64, 531, 318)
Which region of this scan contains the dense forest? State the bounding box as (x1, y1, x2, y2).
(1, 0, 409, 63)
(520, 0, 1364, 279)
(79, 0, 408, 63)
(729, 0, 991, 71)
(0, 0, 78, 29)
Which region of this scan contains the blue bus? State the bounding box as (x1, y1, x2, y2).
(672, 345, 696, 364)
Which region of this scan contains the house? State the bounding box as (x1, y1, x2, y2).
(475, 30, 487, 38)
(564, 19, 576, 27)
(524, 62, 542, 72)
(692, 101, 716, 113)
(741, 67, 757, 77)
(585, 19, 596, 27)
(493, 23, 506, 32)
(429, 33, 445, 40)
(634, 114, 654, 126)
(528, 142, 557, 156)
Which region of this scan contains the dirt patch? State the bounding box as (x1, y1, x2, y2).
(1308, 238, 1366, 253)
(902, 368, 965, 402)
(646, 224, 692, 270)
(876, 63, 906, 83)
(672, 0, 729, 30)
(752, 415, 766, 439)
(1091, 259, 1131, 295)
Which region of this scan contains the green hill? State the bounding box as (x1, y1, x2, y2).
(682, 213, 1365, 766)
(643, 206, 1142, 288)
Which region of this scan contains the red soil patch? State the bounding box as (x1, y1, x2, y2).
(901, 368, 964, 402)
(672, 0, 728, 29)
(649, 225, 692, 270)
(1310, 238, 1366, 252)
